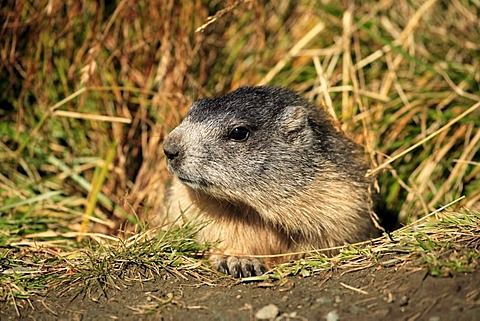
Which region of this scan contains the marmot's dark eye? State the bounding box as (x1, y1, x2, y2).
(228, 126, 250, 141)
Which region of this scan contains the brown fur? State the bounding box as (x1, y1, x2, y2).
(165, 163, 378, 269)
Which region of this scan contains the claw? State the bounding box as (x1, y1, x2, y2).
(227, 256, 242, 278)
(214, 256, 229, 275)
(253, 259, 266, 276)
(212, 255, 266, 278)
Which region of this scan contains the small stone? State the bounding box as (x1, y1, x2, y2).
(326, 310, 339, 321)
(316, 296, 334, 305)
(398, 295, 409, 307)
(429, 317, 441, 321)
(255, 304, 279, 320)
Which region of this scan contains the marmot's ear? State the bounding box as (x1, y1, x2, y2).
(280, 105, 309, 134)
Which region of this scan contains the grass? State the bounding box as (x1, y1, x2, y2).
(265, 209, 480, 281)
(1, 208, 478, 309)
(1, 222, 210, 306)
(1, 0, 479, 311)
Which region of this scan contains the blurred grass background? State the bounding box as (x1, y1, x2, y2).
(0, 0, 479, 299)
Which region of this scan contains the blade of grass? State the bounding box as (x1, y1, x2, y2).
(53, 111, 132, 124)
(78, 139, 119, 241)
(0, 191, 63, 212)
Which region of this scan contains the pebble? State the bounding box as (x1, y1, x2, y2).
(326, 310, 339, 321)
(398, 295, 409, 307)
(316, 296, 334, 305)
(255, 304, 280, 320)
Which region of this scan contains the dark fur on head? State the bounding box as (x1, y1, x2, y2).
(166, 86, 368, 199)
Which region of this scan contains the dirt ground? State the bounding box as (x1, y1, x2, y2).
(1, 262, 479, 321)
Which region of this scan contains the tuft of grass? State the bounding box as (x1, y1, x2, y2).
(248, 210, 480, 282)
(2, 208, 477, 310)
(0, 222, 210, 305)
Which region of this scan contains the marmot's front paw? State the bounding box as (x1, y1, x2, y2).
(211, 255, 266, 278)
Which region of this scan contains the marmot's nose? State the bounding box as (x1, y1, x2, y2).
(163, 146, 179, 160)
(163, 131, 182, 160)
(163, 141, 180, 160)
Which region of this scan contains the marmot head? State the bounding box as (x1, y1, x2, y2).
(163, 86, 362, 206)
